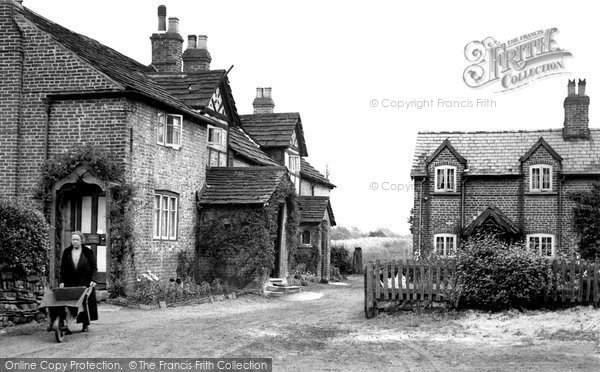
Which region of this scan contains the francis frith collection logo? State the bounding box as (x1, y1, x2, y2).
(463, 28, 572, 92)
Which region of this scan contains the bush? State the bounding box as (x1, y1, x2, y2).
(127, 276, 226, 305)
(0, 198, 50, 276)
(330, 245, 352, 274)
(572, 182, 600, 260)
(456, 234, 554, 311)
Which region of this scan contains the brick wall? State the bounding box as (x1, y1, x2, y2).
(127, 102, 208, 284)
(413, 140, 596, 256)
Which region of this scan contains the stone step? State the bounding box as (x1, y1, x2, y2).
(264, 290, 284, 298)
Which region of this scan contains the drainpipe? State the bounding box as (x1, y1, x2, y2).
(418, 177, 426, 254)
(460, 173, 468, 230)
(43, 98, 52, 160)
(558, 173, 564, 255)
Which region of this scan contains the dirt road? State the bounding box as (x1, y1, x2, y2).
(2, 276, 600, 371)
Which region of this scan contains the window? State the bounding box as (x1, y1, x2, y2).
(288, 155, 300, 173)
(301, 230, 311, 245)
(434, 234, 456, 256)
(530, 165, 552, 192)
(208, 126, 224, 147)
(527, 234, 554, 256)
(157, 113, 182, 148)
(435, 166, 456, 192)
(153, 192, 178, 240)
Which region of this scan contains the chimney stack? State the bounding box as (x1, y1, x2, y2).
(150, 5, 183, 73)
(253, 87, 275, 114)
(182, 35, 212, 72)
(563, 79, 590, 141)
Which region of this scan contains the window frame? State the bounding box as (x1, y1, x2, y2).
(434, 166, 457, 192)
(301, 230, 311, 245)
(153, 192, 179, 241)
(433, 234, 457, 257)
(288, 154, 300, 174)
(527, 233, 555, 257)
(529, 164, 553, 192)
(156, 113, 183, 149)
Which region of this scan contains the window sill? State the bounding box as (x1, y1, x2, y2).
(432, 191, 460, 196)
(157, 143, 182, 151)
(300, 244, 313, 248)
(525, 191, 557, 196)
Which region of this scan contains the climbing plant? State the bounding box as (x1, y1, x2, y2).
(38, 145, 135, 296)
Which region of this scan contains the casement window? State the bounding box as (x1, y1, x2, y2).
(208, 126, 225, 148)
(153, 192, 178, 240)
(157, 113, 182, 149)
(301, 230, 311, 245)
(434, 234, 456, 256)
(530, 165, 552, 192)
(207, 125, 227, 167)
(434, 166, 456, 192)
(288, 155, 300, 173)
(527, 234, 555, 257)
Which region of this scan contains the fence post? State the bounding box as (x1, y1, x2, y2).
(365, 262, 374, 318)
(353, 247, 363, 274)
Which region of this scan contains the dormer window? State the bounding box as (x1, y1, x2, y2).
(435, 166, 456, 192)
(157, 113, 182, 149)
(530, 165, 552, 192)
(208, 126, 225, 147)
(288, 155, 300, 173)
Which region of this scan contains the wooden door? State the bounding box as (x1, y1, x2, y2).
(60, 189, 108, 289)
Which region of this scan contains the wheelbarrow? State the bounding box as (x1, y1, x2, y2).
(38, 286, 93, 342)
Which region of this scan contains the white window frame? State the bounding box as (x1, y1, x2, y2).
(288, 155, 300, 173)
(207, 125, 225, 148)
(433, 234, 456, 256)
(153, 192, 178, 241)
(157, 113, 182, 149)
(434, 166, 457, 192)
(301, 230, 311, 245)
(527, 234, 555, 257)
(529, 165, 552, 192)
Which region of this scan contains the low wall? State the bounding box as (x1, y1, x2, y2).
(0, 271, 46, 328)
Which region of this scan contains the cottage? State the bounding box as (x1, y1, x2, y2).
(411, 79, 600, 256)
(0, 1, 336, 291)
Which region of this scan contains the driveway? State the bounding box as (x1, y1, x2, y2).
(1, 276, 600, 371)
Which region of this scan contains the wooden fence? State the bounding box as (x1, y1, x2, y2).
(364, 259, 600, 318)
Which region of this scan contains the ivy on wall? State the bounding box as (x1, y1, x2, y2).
(37, 146, 135, 296)
(195, 176, 300, 286)
(572, 182, 600, 260)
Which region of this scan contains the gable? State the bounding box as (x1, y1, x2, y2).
(426, 139, 466, 166)
(520, 137, 563, 164)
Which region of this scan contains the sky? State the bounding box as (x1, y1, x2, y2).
(24, 0, 599, 234)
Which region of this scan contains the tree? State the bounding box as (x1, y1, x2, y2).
(572, 182, 600, 260)
(368, 230, 386, 237)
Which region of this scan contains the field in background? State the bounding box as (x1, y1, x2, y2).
(332, 237, 413, 263)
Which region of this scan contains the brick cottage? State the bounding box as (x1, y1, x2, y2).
(411, 79, 600, 256)
(0, 0, 335, 291)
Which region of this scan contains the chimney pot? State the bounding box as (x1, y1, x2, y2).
(253, 87, 275, 114)
(168, 17, 180, 34)
(187, 35, 197, 50)
(157, 5, 167, 32)
(197, 35, 208, 50)
(578, 79, 587, 96)
(567, 79, 576, 96)
(256, 88, 263, 98)
(264, 87, 272, 98)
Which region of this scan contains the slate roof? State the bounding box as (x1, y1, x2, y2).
(411, 129, 600, 177)
(239, 113, 308, 156)
(297, 196, 336, 226)
(229, 126, 279, 166)
(198, 167, 288, 205)
(148, 70, 227, 109)
(19, 7, 209, 123)
(301, 158, 336, 188)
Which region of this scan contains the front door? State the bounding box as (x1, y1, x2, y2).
(59, 184, 108, 289)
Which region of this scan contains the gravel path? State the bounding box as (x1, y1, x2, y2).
(1, 276, 600, 371)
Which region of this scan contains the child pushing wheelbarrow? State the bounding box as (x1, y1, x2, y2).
(39, 232, 98, 342)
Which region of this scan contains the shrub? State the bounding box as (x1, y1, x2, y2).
(0, 198, 50, 276)
(127, 276, 226, 305)
(456, 234, 554, 311)
(572, 182, 600, 260)
(330, 245, 352, 274)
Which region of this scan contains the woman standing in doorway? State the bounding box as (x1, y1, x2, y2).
(59, 231, 98, 332)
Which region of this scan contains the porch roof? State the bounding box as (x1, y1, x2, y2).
(297, 196, 336, 226)
(462, 206, 520, 236)
(198, 166, 288, 205)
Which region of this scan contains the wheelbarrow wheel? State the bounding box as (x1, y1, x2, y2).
(53, 318, 64, 343)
